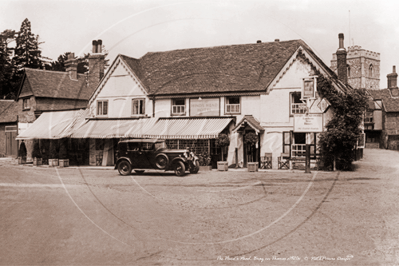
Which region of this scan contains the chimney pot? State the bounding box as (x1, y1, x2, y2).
(393, 65, 396, 73)
(92, 40, 98, 53)
(275, 39, 280, 42)
(97, 39, 102, 54)
(257, 40, 261, 43)
(338, 33, 345, 49)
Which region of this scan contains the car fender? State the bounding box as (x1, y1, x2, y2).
(115, 157, 132, 169)
(171, 156, 187, 167)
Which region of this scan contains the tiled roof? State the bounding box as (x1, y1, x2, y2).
(21, 68, 94, 100)
(367, 89, 399, 112)
(121, 40, 337, 96)
(0, 100, 19, 123)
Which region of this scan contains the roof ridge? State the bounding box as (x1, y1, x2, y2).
(24, 67, 86, 76)
(141, 39, 303, 58)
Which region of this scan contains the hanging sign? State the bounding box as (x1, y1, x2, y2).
(294, 114, 323, 132)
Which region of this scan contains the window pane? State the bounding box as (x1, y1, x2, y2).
(140, 99, 145, 114)
(97, 102, 102, 115)
(174, 99, 185, 105)
(132, 100, 138, 114)
(283, 132, 291, 145)
(103, 101, 108, 115)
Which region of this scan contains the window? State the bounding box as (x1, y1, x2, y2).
(291, 92, 306, 114)
(374, 100, 382, 110)
(97, 100, 108, 116)
(347, 65, 351, 77)
(282, 131, 291, 155)
(225, 96, 240, 114)
(172, 99, 185, 115)
(369, 64, 373, 77)
(23, 98, 30, 110)
(132, 98, 145, 115)
(365, 111, 374, 123)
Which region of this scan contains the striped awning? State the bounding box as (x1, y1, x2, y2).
(70, 118, 158, 139)
(141, 118, 234, 139)
(16, 109, 88, 140)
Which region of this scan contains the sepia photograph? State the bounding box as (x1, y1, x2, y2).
(1, 0, 399, 265)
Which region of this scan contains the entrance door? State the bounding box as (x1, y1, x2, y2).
(243, 131, 258, 167)
(5, 125, 18, 157)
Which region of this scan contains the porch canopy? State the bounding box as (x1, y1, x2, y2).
(232, 115, 264, 134)
(70, 118, 158, 139)
(141, 117, 234, 139)
(16, 109, 88, 140)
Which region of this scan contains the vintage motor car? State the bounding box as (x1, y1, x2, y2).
(115, 139, 199, 176)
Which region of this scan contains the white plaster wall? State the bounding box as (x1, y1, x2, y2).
(241, 96, 260, 120)
(273, 59, 312, 89)
(90, 62, 151, 118)
(154, 99, 171, 117)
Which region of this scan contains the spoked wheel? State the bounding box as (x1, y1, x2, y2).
(117, 160, 132, 176)
(189, 160, 200, 174)
(174, 161, 186, 176)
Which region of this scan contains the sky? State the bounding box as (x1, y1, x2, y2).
(1, 0, 399, 88)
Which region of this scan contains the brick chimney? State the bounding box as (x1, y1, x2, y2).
(65, 52, 78, 80)
(336, 33, 348, 85)
(388, 66, 399, 97)
(88, 39, 105, 90)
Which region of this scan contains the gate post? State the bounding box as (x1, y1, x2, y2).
(305, 144, 311, 173)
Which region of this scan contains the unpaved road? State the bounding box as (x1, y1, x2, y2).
(0, 148, 398, 265)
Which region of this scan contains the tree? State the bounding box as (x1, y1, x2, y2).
(216, 133, 230, 161)
(317, 75, 368, 170)
(0, 30, 16, 98)
(12, 18, 43, 70)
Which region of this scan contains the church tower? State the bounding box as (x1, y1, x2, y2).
(331, 44, 380, 90)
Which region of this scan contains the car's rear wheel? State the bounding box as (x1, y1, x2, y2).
(174, 161, 186, 176)
(190, 160, 200, 174)
(117, 160, 132, 176)
(155, 153, 169, 169)
(134, 170, 145, 174)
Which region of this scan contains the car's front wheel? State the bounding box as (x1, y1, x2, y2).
(117, 160, 132, 176)
(174, 161, 186, 176)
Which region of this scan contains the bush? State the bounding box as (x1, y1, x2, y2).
(216, 133, 230, 161)
(32, 141, 41, 158)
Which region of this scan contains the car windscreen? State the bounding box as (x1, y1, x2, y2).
(154, 141, 167, 150)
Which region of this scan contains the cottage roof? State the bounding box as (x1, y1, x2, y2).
(0, 100, 19, 123)
(367, 89, 399, 112)
(18, 68, 93, 100)
(119, 39, 339, 96)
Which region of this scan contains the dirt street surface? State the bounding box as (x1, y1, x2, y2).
(0, 149, 398, 265)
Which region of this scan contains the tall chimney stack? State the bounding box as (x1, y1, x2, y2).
(88, 39, 105, 91)
(65, 52, 78, 80)
(336, 33, 348, 85)
(387, 65, 398, 88)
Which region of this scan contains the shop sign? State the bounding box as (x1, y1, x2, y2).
(190, 98, 219, 116)
(294, 114, 323, 132)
